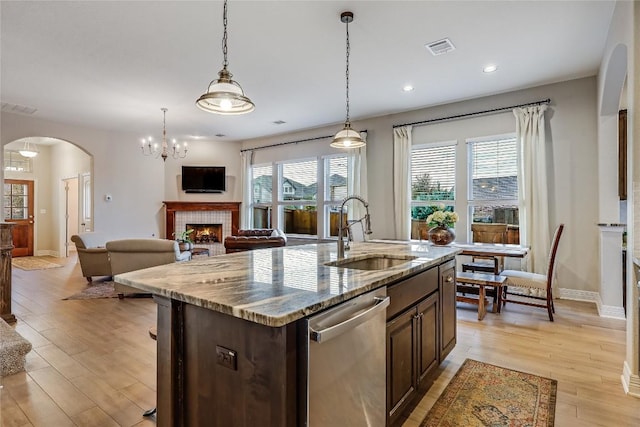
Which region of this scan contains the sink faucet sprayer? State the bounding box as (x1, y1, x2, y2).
(337, 195, 372, 259)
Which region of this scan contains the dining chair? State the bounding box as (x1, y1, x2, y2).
(499, 224, 565, 321)
(460, 223, 508, 308)
(461, 223, 509, 274)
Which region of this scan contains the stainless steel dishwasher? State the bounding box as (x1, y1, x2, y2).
(306, 288, 389, 426)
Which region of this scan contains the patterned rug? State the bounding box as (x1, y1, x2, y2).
(421, 359, 557, 427)
(12, 256, 64, 271)
(63, 282, 119, 300)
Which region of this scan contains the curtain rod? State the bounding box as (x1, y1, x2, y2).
(392, 98, 551, 129)
(240, 130, 368, 153)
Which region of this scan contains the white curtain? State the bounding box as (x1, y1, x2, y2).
(240, 150, 254, 229)
(348, 131, 369, 222)
(393, 126, 412, 240)
(514, 105, 550, 274)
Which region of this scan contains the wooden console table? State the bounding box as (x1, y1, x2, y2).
(1, 222, 16, 323)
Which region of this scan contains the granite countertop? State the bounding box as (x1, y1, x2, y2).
(114, 241, 460, 327)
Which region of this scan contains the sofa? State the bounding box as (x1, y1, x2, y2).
(224, 229, 287, 253)
(70, 232, 112, 282)
(106, 238, 191, 297)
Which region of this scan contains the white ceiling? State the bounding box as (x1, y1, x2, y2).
(1, 1, 615, 144)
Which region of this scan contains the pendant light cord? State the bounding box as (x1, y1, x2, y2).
(221, 0, 228, 70)
(345, 18, 351, 125)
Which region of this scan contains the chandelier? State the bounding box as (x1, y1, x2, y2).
(140, 108, 187, 162)
(331, 11, 365, 149)
(19, 139, 39, 158)
(196, 0, 255, 115)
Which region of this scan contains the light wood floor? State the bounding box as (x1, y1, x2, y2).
(1, 255, 639, 426)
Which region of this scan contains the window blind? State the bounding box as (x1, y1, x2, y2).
(411, 143, 456, 201)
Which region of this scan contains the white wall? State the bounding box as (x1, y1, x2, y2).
(50, 141, 91, 256)
(163, 139, 243, 203)
(243, 77, 600, 295)
(1, 113, 246, 243)
(599, 0, 639, 395)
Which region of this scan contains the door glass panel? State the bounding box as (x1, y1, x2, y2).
(5, 183, 29, 219)
(12, 208, 25, 219)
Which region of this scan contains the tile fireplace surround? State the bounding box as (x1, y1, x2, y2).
(163, 202, 240, 256)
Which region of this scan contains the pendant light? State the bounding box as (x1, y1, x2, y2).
(196, 0, 255, 115)
(140, 108, 188, 162)
(19, 139, 39, 158)
(331, 11, 365, 149)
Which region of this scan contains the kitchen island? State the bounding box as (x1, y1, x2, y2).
(115, 241, 460, 426)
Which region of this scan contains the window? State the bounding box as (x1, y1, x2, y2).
(251, 164, 273, 228)
(325, 155, 350, 237)
(467, 135, 519, 243)
(249, 154, 353, 238)
(3, 151, 32, 172)
(279, 160, 317, 236)
(410, 142, 456, 239)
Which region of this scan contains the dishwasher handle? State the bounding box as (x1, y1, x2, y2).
(309, 296, 390, 343)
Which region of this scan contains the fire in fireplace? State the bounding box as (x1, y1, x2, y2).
(186, 224, 223, 244)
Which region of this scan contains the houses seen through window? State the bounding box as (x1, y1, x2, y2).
(249, 155, 351, 238)
(468, 135, 519, 244)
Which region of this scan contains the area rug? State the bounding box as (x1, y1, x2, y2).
(12, 256, 64, 271)
(63, 282, 119, 300)
(421, 359, 557, 427)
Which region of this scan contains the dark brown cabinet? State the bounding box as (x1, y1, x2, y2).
(386, 293, 439, 426)
(417, 293, 439, 383)
(386, 306, 417, 422)
(386, 259, 455, 426)
(439, 260, 457, 359)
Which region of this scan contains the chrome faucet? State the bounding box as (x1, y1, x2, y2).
(337, 195, 372, 259)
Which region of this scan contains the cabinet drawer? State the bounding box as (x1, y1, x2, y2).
(387, 267, 438, 320)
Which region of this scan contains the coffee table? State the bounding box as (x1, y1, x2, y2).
(191, 247, 210, 257)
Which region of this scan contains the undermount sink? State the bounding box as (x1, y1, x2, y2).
(325, 254, 417, 271)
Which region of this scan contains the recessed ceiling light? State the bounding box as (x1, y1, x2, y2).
(403, 85, 414, 92)
(483, 64, 498, 73)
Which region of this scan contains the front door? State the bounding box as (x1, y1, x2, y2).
(3, 179, 35, 257)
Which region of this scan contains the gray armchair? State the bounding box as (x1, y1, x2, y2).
(71, 232, 112, 282)
(106, 239, 191, 297)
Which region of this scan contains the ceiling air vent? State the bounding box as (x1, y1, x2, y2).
(425, 38, 455, 56)
(1, 102, 37, 115)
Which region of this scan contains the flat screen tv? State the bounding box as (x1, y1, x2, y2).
(181, 166, 226, 193)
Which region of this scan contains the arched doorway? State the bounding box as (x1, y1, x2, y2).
(2, 137, 92, 257)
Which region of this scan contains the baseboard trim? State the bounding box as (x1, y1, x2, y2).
(622, 361, 640, 398)
(558, 288, 598, 302)
(34, 250, 60, 257)
(595, 294, 626, 319)
(557, 288, 625, 319)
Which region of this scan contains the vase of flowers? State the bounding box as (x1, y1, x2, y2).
(173, 229, 195, 252)
(426, 205, 458, 246)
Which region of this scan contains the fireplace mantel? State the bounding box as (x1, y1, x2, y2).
(163, 201, 241, 240)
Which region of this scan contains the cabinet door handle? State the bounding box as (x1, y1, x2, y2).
(446, 275, 453, 283)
